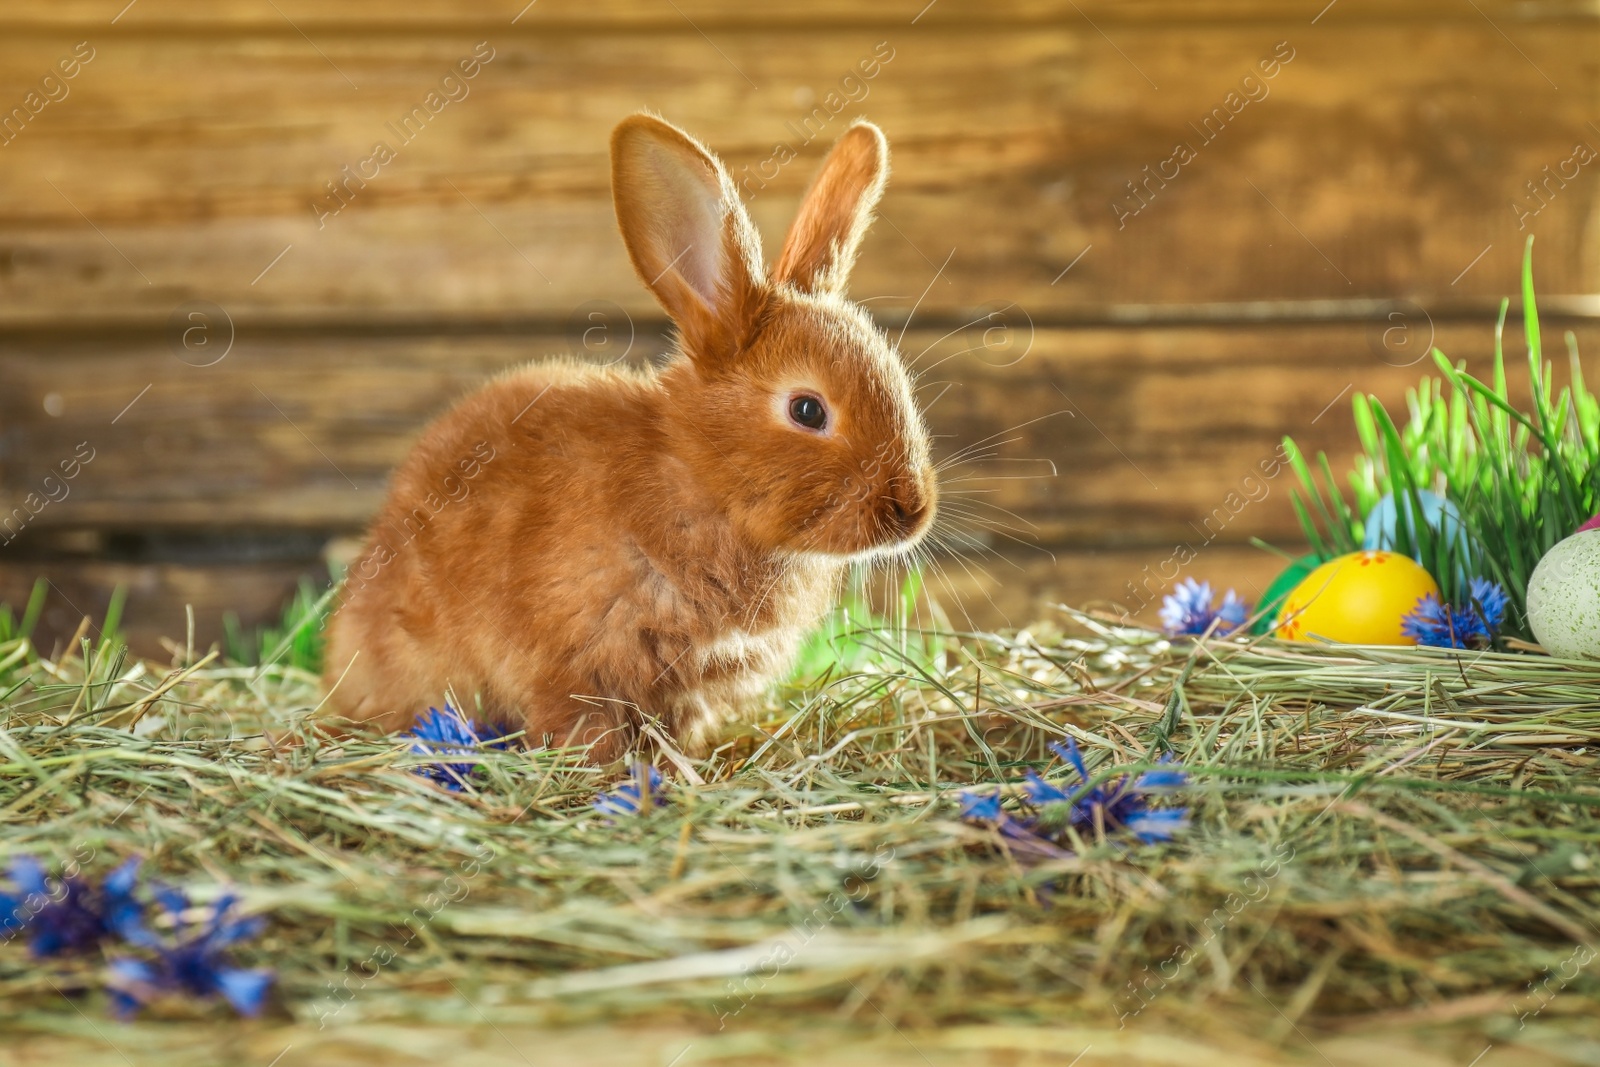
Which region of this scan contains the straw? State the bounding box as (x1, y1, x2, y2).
(0, 602, 1595, 1034)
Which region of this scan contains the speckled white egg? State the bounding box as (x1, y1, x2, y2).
(1526, 529, 1600, 659)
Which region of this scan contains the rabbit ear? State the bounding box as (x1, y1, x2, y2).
(774, 120, 889, 296)
(611, 113, 767, 364)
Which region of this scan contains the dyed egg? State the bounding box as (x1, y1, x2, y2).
(1251, 554, 1319, 635)
(1362, 490, 1473, 578)
(1274, 550, 1440, 644)
(1526, 521, 1600, 659)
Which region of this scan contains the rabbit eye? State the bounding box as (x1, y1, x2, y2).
(788, 394, 828, 431)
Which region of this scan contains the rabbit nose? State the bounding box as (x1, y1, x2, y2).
(886, 477, 934, 536)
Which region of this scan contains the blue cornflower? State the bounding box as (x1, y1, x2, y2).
(957, 791, 1003, 822)
(0, 855, 145, 958)
(2, 854, 273, 1017)
(404, 705, 511, 791)
(106, 889, 273, 1018)
(593, 763, 666, 816)
(1160, 578, 1249, 636)
(1401, 577, 1509, 649)
(960, 739, 1188, 856)
(957, 789, 1074, 858)
(1031, 739, 1189, 843)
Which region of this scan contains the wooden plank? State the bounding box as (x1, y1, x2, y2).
(0, 0, 1586, 31)
(0, 333, 587, 530)
(0, 556, 325, 661)
(4, 320, 1582, 546)
(913, 318, 1589, 546)
(915, 543, 1297, 633)
(0, 24, 1593, 324)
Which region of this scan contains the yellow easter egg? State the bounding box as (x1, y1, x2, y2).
(1274, 550, 1439, 645)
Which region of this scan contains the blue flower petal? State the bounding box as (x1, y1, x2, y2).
(967, 742, 1190, 861)
(201, 898, 262, 953)
(213, 915, 265, 947)
(1022, 769, 1073, 805)
(107, 957, 159, 1017)
(405, 705, 511, 790)
(109, 956, 158, 984)
(4, 854, 272, 1016)
(1160, 578, 1251, 636)
(153, 885, 191, 924)
(593, 763, 666, 816)
(1159, 578, 1213, 633)
(1047, 739, 1091, 785)
(958, 790, 1003, 822)
(108, 988, 145, 1019)
(203, 893, 238, 930)
(1468, 577, 1509, 630)
(1217, 590, 1250, 628)
(2, 856, 157, 958)
(101, 859, 149, 942)
(408, 705, 508, 748)
(29, 926, 66, 958)
(109, 895, 273, 1017)
(215, 968, 274, 1017)
(1126, 808, 1190, 842)
(1135, 767, 1188, 791)
(9, 856, 49, 898)
(1402, 579, 1508, 649)
(593, 793, 639, 816)
(102, 857, 141, 897)
(26, 879, 106, 958)
(958, 791, 1073, 857)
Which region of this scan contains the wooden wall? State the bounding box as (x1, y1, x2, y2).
(3, 0, 1599, 651)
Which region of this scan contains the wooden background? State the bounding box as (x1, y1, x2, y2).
(2, 0, 1599, 653)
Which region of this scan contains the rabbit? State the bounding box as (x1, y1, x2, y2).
(320, 112, 937, 761)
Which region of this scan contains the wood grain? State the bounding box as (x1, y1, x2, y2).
(0, 556, 326, 660)
(5, 320, 1582, 545)
(0, 0, 1591, 657)
(0, 22, 1592, 324)
(0, 0, 1588, 30)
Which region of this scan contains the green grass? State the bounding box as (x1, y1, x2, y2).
(223, 577, 335, 674)
(1282, 236, 1600, 637)
(223, 565, 931, 685)
(0, 577, 48, 649)
(788, 567, 944, 683)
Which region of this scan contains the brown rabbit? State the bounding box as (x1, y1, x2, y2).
(321, 113, 937, 760)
